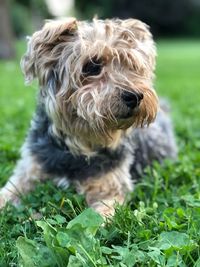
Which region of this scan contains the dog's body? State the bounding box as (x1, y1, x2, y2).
(0, 18, 177, 216)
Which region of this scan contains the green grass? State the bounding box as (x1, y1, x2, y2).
(0, 40, 200, 266)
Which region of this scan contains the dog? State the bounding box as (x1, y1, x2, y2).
(0, 18, 177, 217)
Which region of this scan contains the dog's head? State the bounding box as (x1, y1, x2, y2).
(21, 18, 158, 154)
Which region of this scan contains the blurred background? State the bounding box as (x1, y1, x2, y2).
(0, 0, 200, 59)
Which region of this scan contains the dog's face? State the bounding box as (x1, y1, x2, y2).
(22, 18, 158, 153)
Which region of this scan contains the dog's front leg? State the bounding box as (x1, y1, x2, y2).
(0, 144, 46, 208)
(75, 159, 133, 217)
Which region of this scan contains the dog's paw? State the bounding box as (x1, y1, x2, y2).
(0, 195, 7, 209)
(91, 202, 115, 218)
(0, 192, 9, 209)
(0, 188, 19, 209)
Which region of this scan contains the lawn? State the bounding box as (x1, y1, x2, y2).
(0, 39, 200, 267)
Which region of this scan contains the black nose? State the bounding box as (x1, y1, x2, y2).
(122, 91, 143, 108)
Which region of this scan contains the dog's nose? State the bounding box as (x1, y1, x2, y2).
(122, 91, 143, 109)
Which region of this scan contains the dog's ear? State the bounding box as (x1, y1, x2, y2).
(21, 18, 77, 86)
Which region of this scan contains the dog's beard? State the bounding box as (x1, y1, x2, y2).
(71, 84, 158, 131)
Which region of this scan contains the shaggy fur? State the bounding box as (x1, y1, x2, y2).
(0, 18, 177, 216)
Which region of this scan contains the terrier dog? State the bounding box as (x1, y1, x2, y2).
(0, 18, 177, 216)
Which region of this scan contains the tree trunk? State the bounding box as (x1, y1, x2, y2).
(0, 0, 15, 59)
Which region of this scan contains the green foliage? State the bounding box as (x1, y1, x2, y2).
(15, 205, 200, 266)
(16, 237, 56, 267)
(0, 40, 200, 266)
(17, 209, 104, 266)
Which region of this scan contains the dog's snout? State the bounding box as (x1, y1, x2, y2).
(122, 91, 143, 108)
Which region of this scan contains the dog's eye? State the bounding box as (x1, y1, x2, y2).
(82, 58, 102, 76)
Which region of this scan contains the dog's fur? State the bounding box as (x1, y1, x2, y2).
(0, 18, 177, 216)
